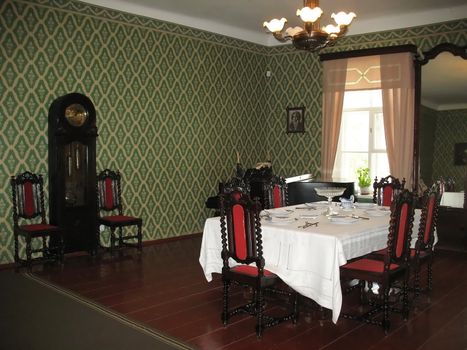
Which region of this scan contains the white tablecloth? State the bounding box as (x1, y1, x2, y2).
(440, 192, 464, 208)
(199, 204, 422, 323)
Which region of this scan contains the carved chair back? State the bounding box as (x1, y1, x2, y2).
(265, 175, 288, 209)
(97, 169, 123, 215)
(11, 171, 47, 226)
(385, 189, 415, 266)
(415, 184, 441, 254)
(220, 190, 264, 273)
(373, 175, 406, 206)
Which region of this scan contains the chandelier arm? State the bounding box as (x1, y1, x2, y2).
(272, 32, 291, 43)
(264, 0, 354, 52)
(337, 25, 349, 37)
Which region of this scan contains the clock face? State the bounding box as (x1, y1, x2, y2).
(64, 103, 88, 127)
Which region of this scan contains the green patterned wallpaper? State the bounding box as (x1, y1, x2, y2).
(263, 19, 467, 178)
(0, 0, 269, 264)
(0, 0, 466, 264)
(432, 109, 467, 190)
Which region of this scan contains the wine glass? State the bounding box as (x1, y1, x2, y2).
(314, 187, 347, 216)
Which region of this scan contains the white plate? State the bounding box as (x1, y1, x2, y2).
(267, 217, 294, 225)
(261, 210, 292, 218)
(341, 207, 354, 212)
(299, 214, 318, 220)
(269, 210, 292, 218)
(364, 209, 389, 217)
(295, 206, 315, 210)
(329, 215, 359, 224)
(354, 202, 377, 208)
(306, 201, 328, 207)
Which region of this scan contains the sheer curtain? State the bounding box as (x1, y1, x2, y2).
(380, 52, 415, 189)
(321, 52, 415, 186)
(321, 59, 347, 181)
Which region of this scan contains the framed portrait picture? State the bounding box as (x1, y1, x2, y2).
(454, 142, 467, 165)
(286, 106, 305, 133)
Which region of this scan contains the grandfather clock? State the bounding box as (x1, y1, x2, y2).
(48, 93, 98, 253)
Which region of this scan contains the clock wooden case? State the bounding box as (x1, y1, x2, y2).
(48, 93, 98, 253)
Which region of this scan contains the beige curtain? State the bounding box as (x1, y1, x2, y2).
(321, 59, 347, 180)
(380, 52, 415, 189)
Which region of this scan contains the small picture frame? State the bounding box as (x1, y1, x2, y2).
(454, 142, 467, 165)
(286, 106, 305, 133)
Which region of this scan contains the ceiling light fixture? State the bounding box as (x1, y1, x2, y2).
(263, 0, 356, 52)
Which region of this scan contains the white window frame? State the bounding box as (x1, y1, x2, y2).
(333, 91, 389, 184)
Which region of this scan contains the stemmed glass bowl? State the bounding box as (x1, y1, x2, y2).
(314, 187, 347, 216)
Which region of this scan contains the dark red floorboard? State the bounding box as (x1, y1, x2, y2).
(32, 236, 467, 350)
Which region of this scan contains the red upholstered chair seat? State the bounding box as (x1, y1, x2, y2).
(369, 247, 426, 259)
(340, 189, 415, 332)
(231, 265, 276, 277)
(11, 171, 64, 268)
(101, 215, 140, 224)
(342, 258, 400, 273)
(19, 224, 61, 233)
(220, 188, 297, 338)
(411, 186, 440, 296)
(97, 169, 143, 254)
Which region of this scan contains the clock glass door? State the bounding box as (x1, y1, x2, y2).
(64, 141, 88, 207)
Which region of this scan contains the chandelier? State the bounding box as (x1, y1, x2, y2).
(263, 0, 356, 52)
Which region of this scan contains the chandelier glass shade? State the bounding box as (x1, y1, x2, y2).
(263, 0, 356, 52)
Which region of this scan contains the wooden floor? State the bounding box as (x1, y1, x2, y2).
(33, 235, 467, 350)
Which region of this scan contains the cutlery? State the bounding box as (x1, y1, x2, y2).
(351, 215, 369, 220)
(298, 221, 319, 229)
(329, 214, 369, 220)
(295, 207, 316, 210)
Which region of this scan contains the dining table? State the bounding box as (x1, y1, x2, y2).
(199, 202, 423, 323)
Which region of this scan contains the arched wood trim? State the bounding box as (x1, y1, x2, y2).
(413, 43, 467, 191)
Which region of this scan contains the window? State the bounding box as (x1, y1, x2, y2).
(332, 90, 390, 184)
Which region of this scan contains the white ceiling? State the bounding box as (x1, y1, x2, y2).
(79, 0, 467, 46)
(78, 0, 467, 109)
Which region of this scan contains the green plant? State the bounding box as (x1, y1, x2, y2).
(356, 167, 372, 188)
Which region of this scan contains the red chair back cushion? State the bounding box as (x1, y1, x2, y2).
(395, 202, 408, 258)
(423, 196, 435, 244)
(104, 178, 114, 210)
(23, 181, 36, 216)
(273, 185, 281, 208)
(382, 186, 393, 206)
(232, 204, 247, 260)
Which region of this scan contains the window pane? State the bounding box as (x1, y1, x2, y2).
(341, 111, 369, 151)
(343, 90, 382, 109)
(334, 89, 388, 185)
(371, 153, 390, 179)
(373, 112, 386, 150)
(334, 153, 367, 181)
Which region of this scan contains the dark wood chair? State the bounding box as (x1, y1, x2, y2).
(10, 171, 64, 269)
(220, 189, 298, 338)
(340, 189, 415, 332)
(411, 184, 441, 297)
(264, 175, 288, 209)
(463, 173, 467, 252)
(97, 169, 142, 254)
(221, 175, 251, 196)
(373, 175, 406, 206)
